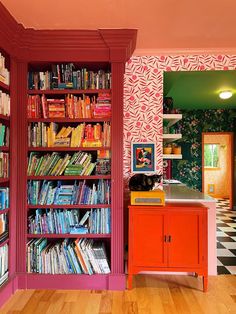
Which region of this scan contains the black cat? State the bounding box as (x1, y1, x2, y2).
(129, 174, 162, 191)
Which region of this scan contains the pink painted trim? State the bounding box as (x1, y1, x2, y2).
(0, 277, 17, 309)
(0, 238, 9, 248)
(0, 208, 9, 214)
(17, 273, 125, 290)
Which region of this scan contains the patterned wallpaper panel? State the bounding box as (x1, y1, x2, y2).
(172, 110, 235, 190)
(124, 55, 236, 191)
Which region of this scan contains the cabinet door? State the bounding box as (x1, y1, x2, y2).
(130, 209, 167, 267)
(168, 211, 203, 268)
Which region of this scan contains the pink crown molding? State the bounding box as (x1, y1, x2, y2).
(0, 3, 137, 62)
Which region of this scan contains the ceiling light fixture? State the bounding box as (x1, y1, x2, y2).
(219, 90, 233, 99)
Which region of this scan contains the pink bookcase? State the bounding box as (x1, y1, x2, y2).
(0, 2, 137, 308)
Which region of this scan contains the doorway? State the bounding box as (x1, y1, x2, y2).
(202, 132, 234, 208)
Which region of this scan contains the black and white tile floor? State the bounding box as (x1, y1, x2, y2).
(216, 198, 236, 274)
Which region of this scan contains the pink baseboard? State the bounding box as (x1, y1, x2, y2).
(0, 276, 18, 309)
(17, 273, 126, 290)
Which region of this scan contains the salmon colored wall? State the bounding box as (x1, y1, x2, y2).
(204, 134, 230, 198)
(2, 0, 236, 53)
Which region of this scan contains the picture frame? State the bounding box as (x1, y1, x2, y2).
(131, 142, 156, 173)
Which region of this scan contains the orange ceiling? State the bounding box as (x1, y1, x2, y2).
(1, 0, 236, 54)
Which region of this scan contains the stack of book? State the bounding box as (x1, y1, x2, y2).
(65, 95, 94, 119)
(0, 91, 10, 116)
(0, 124, 9, 146)
(0, 213, 8, 235)
(93, 92, 111, 118)
(47, 99, 66, 118)
(28, 207, 110, 235)
(64, 151, 95, 176)
(0, 53, 10, 86)
(0, 243, 8, 287)
(27, 151, 95, 176)
(80, 122, 110, 147)
(95, 149, 111, 175)
(0, 187, 9, 210)
(27, 95, 41, 118)
(27, 238, 110, 274)
(27, 179, 111, 205)
(0, 152, 9, 178)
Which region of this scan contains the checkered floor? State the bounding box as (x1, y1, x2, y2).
(216, 198, 236, 274)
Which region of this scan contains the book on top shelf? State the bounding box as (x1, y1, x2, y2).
(28, 64, 111, 91)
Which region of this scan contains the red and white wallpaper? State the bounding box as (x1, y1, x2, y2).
(124, 54, 236, 187)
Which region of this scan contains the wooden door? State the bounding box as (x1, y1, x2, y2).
(130, 207, 167, 267)
(168, 210, 203, 268)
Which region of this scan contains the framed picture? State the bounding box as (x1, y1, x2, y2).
(131, 142, 155, 173)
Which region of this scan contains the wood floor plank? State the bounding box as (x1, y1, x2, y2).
(1, 290, 35, 313)
(98, 291, 113, 314)
(1, 275, 236, 314)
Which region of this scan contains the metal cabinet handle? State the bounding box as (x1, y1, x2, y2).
(164, 235, 172, 242)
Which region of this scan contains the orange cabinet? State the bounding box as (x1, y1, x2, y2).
(128, 202, 208, 292)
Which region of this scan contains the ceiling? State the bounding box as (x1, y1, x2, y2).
(1, 0, 236, 54)
(164, 70, 236, 110)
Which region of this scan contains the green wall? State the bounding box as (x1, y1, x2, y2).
(172, 109, 236, 191)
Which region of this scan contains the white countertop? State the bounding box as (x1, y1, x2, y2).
(163, 184, 216, 202)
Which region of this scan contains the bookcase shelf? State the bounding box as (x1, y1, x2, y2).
(0, 81, 9, 92)
(0, 238, 9, 248)
(28, 118, 111, 123)
(0, 114, 10, 122)
(27, 234, 111, 239)
(163, 154, 182, 159)
(28, 89, 111, 95)
(0, 146, 9, 152)
(27, 175, 111, 180)
(163, 114, 182, 127)
(163, 134, 182, 142)
(28, 146, 111, 152)
(28, 204, 110, 209)
(0, 178, 9, 183)
(0, 208, 9, 215)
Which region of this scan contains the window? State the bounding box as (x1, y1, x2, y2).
(204, 144, 220, 168)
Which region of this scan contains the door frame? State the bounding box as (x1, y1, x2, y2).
(202, 132, 234, 208)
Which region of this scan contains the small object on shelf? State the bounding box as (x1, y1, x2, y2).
(163, 144, 172, 154)
(163, 97, 173, 114)
(172, 145, 181, 155)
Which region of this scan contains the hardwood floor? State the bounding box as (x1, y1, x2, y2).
(1, 275, 236, 313)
